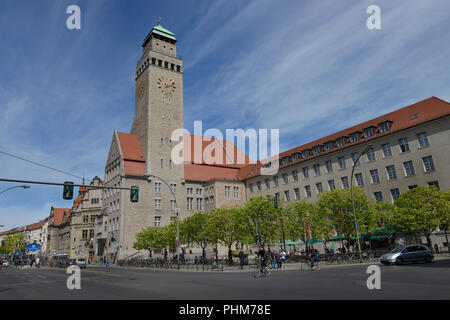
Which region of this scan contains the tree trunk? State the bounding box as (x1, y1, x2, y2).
(228, 245, 233, 265)
(426, 234, 433, 252)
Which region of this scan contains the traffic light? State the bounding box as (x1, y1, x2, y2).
(273, 196, 279, 209)
(63, 182, 74, 200)
(254, 234, 264, 244)
(130, 186, 139, 202)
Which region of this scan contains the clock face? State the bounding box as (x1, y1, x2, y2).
(157, 76, 176, 103)
(136, 78, 146, 99)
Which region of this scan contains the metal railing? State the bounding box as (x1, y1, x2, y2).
(117, 257, 225, 271)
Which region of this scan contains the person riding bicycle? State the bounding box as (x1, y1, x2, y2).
(257, 246, 267, 270)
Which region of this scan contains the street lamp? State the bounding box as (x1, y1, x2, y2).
(0, 185, 30, 197)
(350, 144, 372, 262)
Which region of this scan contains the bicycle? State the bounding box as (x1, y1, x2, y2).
(253, 259, 271, 278)
(300, 257, 320, 271)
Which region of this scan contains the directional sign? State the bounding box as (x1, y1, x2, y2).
(26, 243, 41, 251)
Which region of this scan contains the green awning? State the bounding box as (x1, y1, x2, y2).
(326, 235, 346, 241)
(369, 235, 390, 240)
(306, 238, 324, 244)
(372, 225, 402, 234)
(276, 241, 304, 245)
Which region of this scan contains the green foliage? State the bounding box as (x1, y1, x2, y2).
(392, 186, 448, 248)
(4, 233, 25, 254)
(316, 188, 370, 241)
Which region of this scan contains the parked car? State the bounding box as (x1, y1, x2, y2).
(69, 258, 87, 269)
(380, 245, 433, 265)
(2, 261, 8, 267)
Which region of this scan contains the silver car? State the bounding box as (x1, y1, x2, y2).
(380, 245, 433, 265)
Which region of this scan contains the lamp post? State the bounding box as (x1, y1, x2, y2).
(350, 144, 372, 262)
(0, 185, 30, 197)
(145, 174, 180, 258)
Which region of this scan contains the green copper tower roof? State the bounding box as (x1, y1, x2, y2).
(143, 17, 176, 47)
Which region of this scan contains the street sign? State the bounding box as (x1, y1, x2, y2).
(25, 243, 41, 251)
(111, 241, 118, 249)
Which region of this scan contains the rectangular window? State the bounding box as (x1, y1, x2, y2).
(197, 198, 204, 211)
(355, 173, 364, 186)
(374, 191, 383, 202)
(155, 182, 161, 193)
(170, 200, 176, 210)
(422, 156, 435, 172)
(349, 132, 360, 143)
(351, 152, 360, 166)
(170, 183, 176, 194)
(328, 180, 336, 190)
(187, 188, 193, 195)
(265, 179, 270, 189)
(341, 177, 349, 189)
(302, 167, 309, 179)
(82, 230, 88, 239)
(325, 160, 332, 173)
(403, 161, 415, 176)
(187, 198, 193, 211)
(313, 164, 320, 176)
(304, 185, 311, 197)
(83, 215, 89, 223)
(338, 156, 346, 169)
(302, 150, 310, 158)
(292, 170, 298, 182)
(273, 176, 279, 187)
(386, 165, 397, 180)
(282, 173, 288, 184)
(370, 169, 380, 183)
(364, 127, 374, 138)
(379, 122, 391, 133)
(398, 138, 410, 153)
(313, 146, 321, 155)
(154, 199, 161, 209)
(316, 183, 323, 194)
(284, 190, 290, 202)
(154, 216, 161, 227)
(256, 182, 261, 191)
(324, 142, 333, 151)
(427, 181, 440, 190)
(294, 188, 300, 200)
(366, 148, 376, 162)
(382, 143, 392, 157)
(390, 189, 400, 201)
(417, 132, 429, 148)
(233, 187, 239, 198)
(336, 137, 346, 147)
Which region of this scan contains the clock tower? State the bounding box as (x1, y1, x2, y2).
(130, 18, 185, 220)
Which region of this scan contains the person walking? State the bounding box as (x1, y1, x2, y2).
(239, 249, 245, 269)
(270, 251, 276, 269)
(276, 252, 282, 269)
(280, 249, 287, 269)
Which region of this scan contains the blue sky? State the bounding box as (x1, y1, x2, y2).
(1, 0, 449, 230)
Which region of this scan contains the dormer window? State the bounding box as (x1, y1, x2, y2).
(363, 127, 375, 138)
(379, 121, 392, 133)
(312, 146, 321, 155)
(302, 149, 310, 158)
(292, 153, 300, 161)
(336, 137, 346, 147)
(281, 157, 290, 165)
(324, 141, 334, 151)
(349, 132, 360, 143)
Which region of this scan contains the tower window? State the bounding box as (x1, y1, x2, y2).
(171, 63, 175, 70)
(158, 60, 162, 67)
(177, 65, 181, 72)
(164, 61, 169, 68)
(151, 58, 156, 65)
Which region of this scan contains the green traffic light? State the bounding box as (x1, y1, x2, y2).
(130, 186, 139, 202)
(63, 182, 74, 200)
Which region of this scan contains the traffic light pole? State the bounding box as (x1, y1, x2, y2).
(0, 178, 135, 191)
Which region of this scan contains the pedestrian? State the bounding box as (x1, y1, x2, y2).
(276, 252, 282, 269)
(280, 249, 287, 269)
(270, 251, 276, 269)
(239, 249, 245, 269)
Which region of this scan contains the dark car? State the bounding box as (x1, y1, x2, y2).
(380, 245, 433, 265)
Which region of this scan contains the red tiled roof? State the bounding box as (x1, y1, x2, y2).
(116, 131, 147, 176)
(183, 134, 253, 168)
(184, 163, 240, 182)
(26, 220, 46, 231)
(238, 97, 450, 179)
(52, 208, 71, 227)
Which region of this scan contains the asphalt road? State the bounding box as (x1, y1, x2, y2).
(0, 259, 449, 300)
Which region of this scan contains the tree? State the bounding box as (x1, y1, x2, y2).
(317, 188, 370, 248)
(4, 233, 25, 254)
(241, 196, 279, 247)
(180, 211, 212, 260)
(134, 226, 169, 254)
(284, 201, 333, 247)
(392, 186, 448, 250)
(207, 207, 245, 265)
